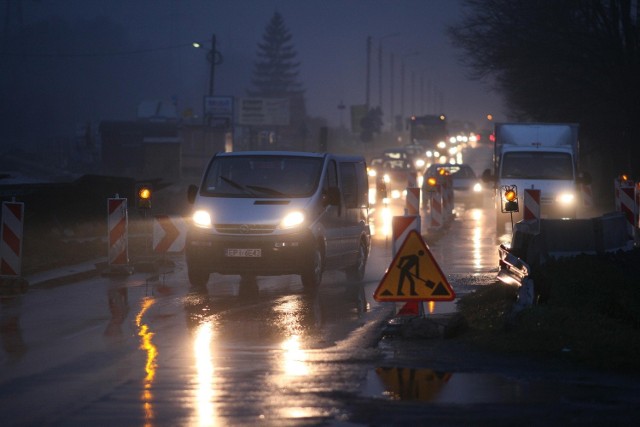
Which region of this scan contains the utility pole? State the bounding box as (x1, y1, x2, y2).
(208, 34, 217, 97)
(365, 35, 371, 109)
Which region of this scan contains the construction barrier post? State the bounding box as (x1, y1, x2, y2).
(428, 184, 443, 231)
(105, 196, 133, 275)
(523, 189, 541, 234)
(617, 180, 636, 240)
(1, 201, 24, 276)
(405, 187, 420, 216)
(391, 215, 420, 256)
(0, 201, 28, 294)
(443, 174, 454, 223)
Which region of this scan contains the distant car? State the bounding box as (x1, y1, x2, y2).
(422, 163, 484, 206)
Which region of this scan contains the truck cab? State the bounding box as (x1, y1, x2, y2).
(482, 123, 590, 234)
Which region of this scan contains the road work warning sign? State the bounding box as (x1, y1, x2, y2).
(374, 230, 455, 302)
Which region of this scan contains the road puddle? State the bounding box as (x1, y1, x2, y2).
(364, 366, 636, 405)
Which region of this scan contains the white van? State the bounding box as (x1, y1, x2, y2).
(185, 151, 371, 289)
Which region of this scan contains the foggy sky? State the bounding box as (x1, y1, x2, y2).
(3, 0, 505, 143)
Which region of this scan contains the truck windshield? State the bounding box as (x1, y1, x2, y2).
(202, 155, 324, 198)
(501, 152, 574, 180)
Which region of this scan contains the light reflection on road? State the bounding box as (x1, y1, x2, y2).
(193, 320, 216, 427)
(135, 297, 157, 426)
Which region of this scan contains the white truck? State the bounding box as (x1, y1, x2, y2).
(482, 122, 590, 234)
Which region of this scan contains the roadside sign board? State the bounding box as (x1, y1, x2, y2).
(238, 98, 290, 126)
(153, 215, 187, 253)
(374, 230, 455, 302)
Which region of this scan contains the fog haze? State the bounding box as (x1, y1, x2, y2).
(1, 0, 505, 149)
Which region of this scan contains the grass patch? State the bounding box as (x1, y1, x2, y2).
(457, 249, 640, 371)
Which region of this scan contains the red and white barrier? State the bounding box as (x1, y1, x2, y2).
(523, 189, 541, 221)
(153, 215, 187, 253)
(407, 172, 418, 188)
(1, 201, 24, 276)
(108, 197, 129, 267)
(428, 184, 443, 230)
(618, 186, 636, 237)
(523, 189, 541, 233)
(405, 187, 420, 216)
(442, 175, 454, 222)
(636, 183, 640, 228)
(391, 215, 420, 256)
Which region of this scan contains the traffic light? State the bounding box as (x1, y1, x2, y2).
(501, 185, 518, 212)
(136, 183, 152, 209)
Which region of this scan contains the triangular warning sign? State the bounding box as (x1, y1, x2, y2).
(374, 230, 455, 302)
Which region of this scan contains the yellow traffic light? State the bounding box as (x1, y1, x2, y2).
(136, 183, 152, 209)
(501, 185, 518, 212)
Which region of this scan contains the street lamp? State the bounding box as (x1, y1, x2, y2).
(193, 33, 223, 124)
(378, 32, 400, 109)
(401, 51, 420, 126)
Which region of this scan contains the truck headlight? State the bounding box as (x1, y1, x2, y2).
(192, 209, 212, 228)
(280, 211, 305, 229)
(556, 192, 575, 205)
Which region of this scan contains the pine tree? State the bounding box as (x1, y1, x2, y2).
(249, 12, 307, 148)
(250, 12, 303, 97)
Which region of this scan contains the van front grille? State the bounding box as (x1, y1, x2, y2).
(215, 224, 277, 234)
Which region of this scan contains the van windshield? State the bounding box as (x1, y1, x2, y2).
(501, 152, 574, 180)
(202, 155, 324, 198)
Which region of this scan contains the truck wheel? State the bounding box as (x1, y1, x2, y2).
(345, 239, 368, 282)
(301, 244, 323, 291)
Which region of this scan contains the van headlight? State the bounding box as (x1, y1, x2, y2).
(280, 211, 305, 229)
(556, 192, 575, 205)
(192, 209, 212, 228)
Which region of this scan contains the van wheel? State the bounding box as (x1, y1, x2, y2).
(301, 245, 323, 290)
(187, 260, 209, 287)
(345, 239, 367, 282)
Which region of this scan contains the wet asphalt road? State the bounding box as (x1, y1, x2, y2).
(2, 147, 639, 425)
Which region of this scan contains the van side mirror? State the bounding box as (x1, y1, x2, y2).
(324, 186, 341, 207)
(187, 184, 198, 204)
(481, 169, 495, 183)
(577, 171, 592, 185)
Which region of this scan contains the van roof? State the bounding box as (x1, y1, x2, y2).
(214, 151, 364, 162)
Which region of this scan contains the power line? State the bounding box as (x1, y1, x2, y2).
(0, 41, 199, 58)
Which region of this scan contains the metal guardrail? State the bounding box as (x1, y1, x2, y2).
(497, 244, 530, 287)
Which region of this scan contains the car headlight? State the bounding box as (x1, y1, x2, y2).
(473, 182, 482, 192)
(415, 159, 425, 168)
(192, 209, 212, 228)
(280, 211, 305, 229)
(556, 192, 575, 205)
(383, 174, 391, 184)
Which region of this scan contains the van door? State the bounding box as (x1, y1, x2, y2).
(338, 161, 368, 266)
(322, 159, 343, 268)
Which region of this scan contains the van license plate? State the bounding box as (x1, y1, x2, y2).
(225, 248, 262, 257)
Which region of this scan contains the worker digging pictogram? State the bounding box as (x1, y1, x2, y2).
(374, 230, 455, 302)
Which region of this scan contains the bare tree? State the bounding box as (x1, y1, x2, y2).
(449, 0, 640, 183)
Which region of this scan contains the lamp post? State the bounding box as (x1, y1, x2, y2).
(365, 35, 372, 109)
(378, 32, 400, 109)
(193, 33, 223, 124)
(401, 51, 420, 127)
